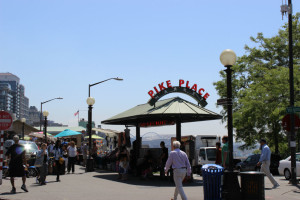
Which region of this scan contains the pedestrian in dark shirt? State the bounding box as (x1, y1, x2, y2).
(159, 141, 168, 179)
(5, 135, 28, 194)
(215, 142, 222, 165)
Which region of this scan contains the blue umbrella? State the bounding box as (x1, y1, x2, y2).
(54, 129, 82, 138)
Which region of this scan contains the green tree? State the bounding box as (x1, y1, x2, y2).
(214, 13, 300, 156)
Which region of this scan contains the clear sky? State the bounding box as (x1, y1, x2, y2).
(1, 0, 299, 137)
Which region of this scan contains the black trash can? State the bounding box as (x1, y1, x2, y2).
(202, 164, 223, 200)
(86, 158, 94, 172)
(240, 171, 265, 200)
(222, 171, 241, 200)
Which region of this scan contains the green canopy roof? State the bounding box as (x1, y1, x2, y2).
(102, 97, 222, 126)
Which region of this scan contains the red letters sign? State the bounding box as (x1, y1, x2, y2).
(148, 79, 209, 107)
(140, 120, 175, 128)
(0, 111, 13, 131)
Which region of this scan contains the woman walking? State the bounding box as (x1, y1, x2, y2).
(35, 143, 49, 185)
(62, 144, 69, 173)
(53, 140, 63, 182)
(165, 141, 191, 200)
(67, 141, 77, 174)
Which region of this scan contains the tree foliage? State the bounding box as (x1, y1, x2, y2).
(214, 13, 300, 156)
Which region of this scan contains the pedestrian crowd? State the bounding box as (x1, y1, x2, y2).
(4, 135, 82, 194)
(4, 134, 280, 199)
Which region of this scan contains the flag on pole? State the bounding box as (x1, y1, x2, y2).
(74, 110, 79, 116)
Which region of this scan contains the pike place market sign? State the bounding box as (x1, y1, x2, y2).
(147, 79, 209, 107)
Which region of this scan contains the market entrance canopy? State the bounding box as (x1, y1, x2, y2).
(102, 96, 222, 157)
(102, 97, 222, 126)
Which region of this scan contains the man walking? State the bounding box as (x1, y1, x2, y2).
(5, 135, 28, 193)
(257, 139, 280, 189)
(221, 136, 229, 169)
(165, 141, 191, 200)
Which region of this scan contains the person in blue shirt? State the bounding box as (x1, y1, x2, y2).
(257, 139, 280, 189)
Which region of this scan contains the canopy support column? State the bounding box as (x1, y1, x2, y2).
(136, 124, 141, 158)
(176, 120, 181, 143)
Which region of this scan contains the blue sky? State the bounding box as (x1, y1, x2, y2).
(1, 0, 299, 136)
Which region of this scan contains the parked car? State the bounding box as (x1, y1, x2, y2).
(278, 153, 300, 180)
(4, 140, 38, 166)
(236, 154, 281, 175)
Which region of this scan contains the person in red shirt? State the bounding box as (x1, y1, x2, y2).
(215, 142, 222, 165)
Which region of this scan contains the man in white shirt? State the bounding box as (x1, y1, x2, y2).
(257, 139, 280, 189)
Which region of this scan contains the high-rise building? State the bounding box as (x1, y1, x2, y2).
(0, 73, 29, 119)
(28, 106, 40, 126)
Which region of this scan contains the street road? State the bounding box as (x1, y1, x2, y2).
(0, 165, 299, 200)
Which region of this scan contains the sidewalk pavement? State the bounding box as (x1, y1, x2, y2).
(0, 165, 299, 200)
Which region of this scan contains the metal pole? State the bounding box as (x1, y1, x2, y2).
(176, 120, 182, 143)
(44, 116, 47, 143)
(88, 105, 92, 159)
(40, 103, 43, 131)
(288, 0, 297, 185)
(22, 122, 25, 140)
(0, 130, 4, 185)
(40, 97, 63, 131)
(136, 124, 141, 158)
(89, 85, 91, 97)
(226, 66, 234, 172)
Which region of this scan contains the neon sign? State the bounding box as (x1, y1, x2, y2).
(148, 79, 209, 107)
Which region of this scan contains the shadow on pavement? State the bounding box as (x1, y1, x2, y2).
(93, 170, 203, 188)
(0, 191, 24, 195)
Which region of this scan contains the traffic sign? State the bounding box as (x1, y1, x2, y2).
(286, 107, 300, 114)
(282, 114, 300, 132)
(0, 111, 13, 131)
(217, 98, 232, 106)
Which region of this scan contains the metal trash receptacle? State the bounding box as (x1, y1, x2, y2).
(202, 164, 224, 200)
(240, 171, 265, 200)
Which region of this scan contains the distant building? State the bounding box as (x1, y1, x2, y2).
(0, 82, 14, 112)
(0, 73, 29, 119)
(47, 120, 66, 127)
(78, 118, 95, 129)
(28, 106, 40, 126)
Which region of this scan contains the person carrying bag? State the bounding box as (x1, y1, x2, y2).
(35, 143, 49, 185)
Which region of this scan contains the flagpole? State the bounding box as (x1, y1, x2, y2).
(78, 110, 80, 124)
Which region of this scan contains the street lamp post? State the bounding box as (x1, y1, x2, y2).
(281, 0, 297, 185)
(43, 111, 49, 143)
(86, 97, 95, 172)
(40, 97, 63, 131)
(220, 49, 237, 171)
(85, 77, 123, 172)
(88, 77, 123, 97)
(21, 118, 26, 140)
(219, 49, 241, 199)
